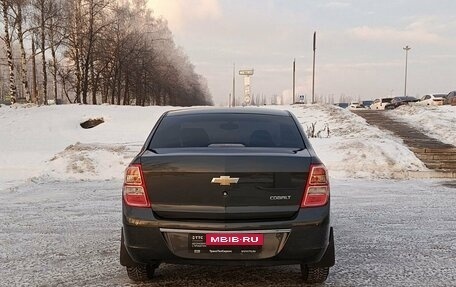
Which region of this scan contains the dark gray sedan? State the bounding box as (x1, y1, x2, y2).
(120, 108, 335, 284)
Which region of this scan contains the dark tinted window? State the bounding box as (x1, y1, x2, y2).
(149, 113, 305, 149)
(392, 97, 405, 103)
(393, 97, 416, 103)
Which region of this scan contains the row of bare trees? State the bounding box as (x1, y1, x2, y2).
(0, 0, 212, 106)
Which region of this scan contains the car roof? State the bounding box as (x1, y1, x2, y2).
(165, 107, 291, 117)
(426, 94, 446, 96)
(394, 96, 416, 100)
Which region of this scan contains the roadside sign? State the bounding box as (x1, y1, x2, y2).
(239, 69, 254, 76)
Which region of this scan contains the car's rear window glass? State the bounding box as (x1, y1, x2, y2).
(149, 113, 305, 149)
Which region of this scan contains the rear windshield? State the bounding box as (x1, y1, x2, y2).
(149, 113, 305, 149)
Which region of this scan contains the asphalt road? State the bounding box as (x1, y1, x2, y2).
(1, 179, 455, 286)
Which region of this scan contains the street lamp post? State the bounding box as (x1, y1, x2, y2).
(232, 63, 236, 107)
(403, 45, 411, 97)
(312, 31, 316, 104)
(292, 58, 296, 104)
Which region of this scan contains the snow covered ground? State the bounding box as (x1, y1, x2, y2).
(387, 105, 456, 146)
(0, 104, 172, 188)
(0, 103, 427, 189)
(1, 179, 455, 286)
(0, 104, 455, 286)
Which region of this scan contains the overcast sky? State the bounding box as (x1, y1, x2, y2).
(147, 0, 456, 105)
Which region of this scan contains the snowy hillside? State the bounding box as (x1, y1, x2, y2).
(0, 104, 427, 189)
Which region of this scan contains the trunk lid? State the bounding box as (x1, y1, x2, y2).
(141, 148, 311, 221)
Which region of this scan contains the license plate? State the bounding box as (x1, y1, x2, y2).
(189, 233, 263, 254)
(206, 233, 263, 246)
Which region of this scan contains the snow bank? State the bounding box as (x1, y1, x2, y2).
(0, 104, 428, 188)
(278, 105, 426, 179)
(387, 105, 456, 146)
(0, 104, 173, 187)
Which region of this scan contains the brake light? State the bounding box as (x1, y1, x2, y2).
(123, 164, 150, 207)
(301, 164, 330, 207)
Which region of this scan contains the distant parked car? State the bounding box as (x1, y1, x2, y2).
(418, 94, 446, 106)
(348, 102, 365, 110)
(444, 91, 456, 106)
(335, 103, 349, 109)
(362, 100, 373, 109)
(370, 98, 393, 110)
(385, 96, 419, 110)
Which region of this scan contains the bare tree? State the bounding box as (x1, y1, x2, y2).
(10, 0, 31, 101)
(1, 0, 212, 106)
(32, 0, 48, 104)
(46, 0, 65, 102)
(30, 33, 37, 103)
(81, 0, 105, 104)
(1, 0, 18, 100)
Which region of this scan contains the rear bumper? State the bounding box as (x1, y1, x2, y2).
(122, 205, 331, 266)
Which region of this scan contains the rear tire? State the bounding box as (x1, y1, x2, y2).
(121, 229, 160, 282)
(126, 264, 157, 282)
(301, 265, 329, 284)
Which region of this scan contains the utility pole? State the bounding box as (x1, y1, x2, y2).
(403, 45, 411, 97)
(229, 93, 231, 108)
(232, 63, 236, 107)
(312, 31, 316, 104)
(292, 58, 296, 104)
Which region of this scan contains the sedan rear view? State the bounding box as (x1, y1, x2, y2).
(120, 108, 335, 284)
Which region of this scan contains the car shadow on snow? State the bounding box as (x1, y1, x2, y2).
(123, 264, 321, 287)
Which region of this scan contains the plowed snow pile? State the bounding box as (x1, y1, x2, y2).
(0, 104, 427, 187)
(279, 105, 426, 178)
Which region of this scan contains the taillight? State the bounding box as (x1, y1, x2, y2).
(301, 164, 330, 207)
(123, 164, 150, 208)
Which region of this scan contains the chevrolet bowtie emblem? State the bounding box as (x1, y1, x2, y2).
(211, 176, 239, 186)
